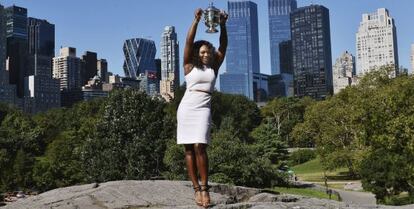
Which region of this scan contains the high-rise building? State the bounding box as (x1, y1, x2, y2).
(220, 1, 260, 100)
(24, 75, 60, 113)
(279, 40, 293, 75)
(0, 6, 17, 105)
(333, 51, 357, 94)
(5, 5, 28, 98)
(53, 47, 82, 91)
(268, 0, 297, 75)
(291, 5, 333, 99)
(160, 26, 179, 102)
(27, 17, 55, 77)
(138, 71, 159, 96)
(253, 73, 269, 102)
(356, 8, 398, 76)
(272, 40, 294, 97)
(97, 59, 108, 83)
(123, 38, 157, 79)
(0, 4, 6, 73)
(411, 44, 414, 73)
(81, 51, 97, 85)
(25, 17, 60, 113)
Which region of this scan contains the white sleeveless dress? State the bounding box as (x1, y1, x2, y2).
(177, 66, 216, 144)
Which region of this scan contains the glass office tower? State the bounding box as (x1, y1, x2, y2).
(268, 0, 297, 75)
(220, 1, 260, 100)
(123, 38, 156, 79)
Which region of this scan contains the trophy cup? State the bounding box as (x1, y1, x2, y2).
(204, 3, 221, 33)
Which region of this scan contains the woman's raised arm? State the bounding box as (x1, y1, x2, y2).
(184, 8, 203, 75)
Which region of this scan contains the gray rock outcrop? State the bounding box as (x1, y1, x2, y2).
(2, 180, 413, 209)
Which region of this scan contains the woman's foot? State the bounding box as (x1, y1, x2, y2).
(200, 185, 211, 208)
(193, 186, 203, 206)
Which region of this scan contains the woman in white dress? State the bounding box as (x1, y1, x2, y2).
(177, 8, 227, 208)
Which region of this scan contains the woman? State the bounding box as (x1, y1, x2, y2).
(176, 8, 227, 208)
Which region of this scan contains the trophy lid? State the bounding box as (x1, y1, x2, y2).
(206, 2, 219, 12)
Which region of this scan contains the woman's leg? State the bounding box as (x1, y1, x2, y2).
(194, 143, 210, 207)
(194, 143, 208, 185)
(184, 144, 202, 205)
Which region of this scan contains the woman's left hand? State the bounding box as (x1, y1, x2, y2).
(219, 11, 228, 26)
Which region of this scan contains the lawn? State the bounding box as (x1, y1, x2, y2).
(291, 158, 349, 183)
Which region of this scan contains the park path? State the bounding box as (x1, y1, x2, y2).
(334, 189, 377, 205)
(298, 180, 377, 205)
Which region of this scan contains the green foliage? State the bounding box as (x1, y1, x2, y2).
(0, 110, 40, 192)
(32, 131, 86, 191)
(82, 89, 174, 182)
(162, 139, 186, 180)
(292, 66, 414, 203)
(262, 97, 314, 147)
(360, 148, 412, 202)
(208, 117, 287, 188)
(211, 92, 262, 140)
(250, 119, 289, 166)
(0, 102, 16, 124)
(382, 194, 414, 206)
(288, 149, 316, 166)
(29, 98, 105, 191)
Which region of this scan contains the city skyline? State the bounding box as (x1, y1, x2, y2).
(1, 0, 414, 87)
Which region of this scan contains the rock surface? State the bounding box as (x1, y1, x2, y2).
(2, 180, 414, 209)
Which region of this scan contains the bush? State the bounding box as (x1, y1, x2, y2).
(288, 149, 316, 166)
(382, 194, 414, 206)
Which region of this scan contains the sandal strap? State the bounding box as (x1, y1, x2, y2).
(200, 184, 211, 191)
(193, 185, 201, 192)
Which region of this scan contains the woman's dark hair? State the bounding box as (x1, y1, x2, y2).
(192, 40, 215, 68)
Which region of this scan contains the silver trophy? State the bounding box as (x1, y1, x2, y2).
(204, 3, 221, 33)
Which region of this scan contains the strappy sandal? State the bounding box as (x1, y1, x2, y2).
(193, 186, 203, 206)
(200, 184, 211, 208)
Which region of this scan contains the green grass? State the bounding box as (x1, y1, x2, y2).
(291, 158, 349, 182)
(271, 187, 340, 201)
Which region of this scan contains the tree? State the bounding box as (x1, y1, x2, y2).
(163, 139, 186, 180)
(250, 119, 289, 166)
(0, 110, 40, 192)
(291, 66, 414, 203)
(211, 92, 262, 141)
(82, 89, 174, 182)
(262, 97, 314, 147)
(32, 131, 86, 191)
(208, 117, 287, 187)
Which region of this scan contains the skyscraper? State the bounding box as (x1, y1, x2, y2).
(25, 17, 60, 113)
(332, 51, 357, 94)
(268, 0, 297, 75)
(411, 44, 414, 74)
(220, 1, 260, 100)
(81, 51, 97, 85)
(27, 17, 55, 77)
(356, 8, 398, 77)
(0, 4, 5, 73)
(53, 47, 82, 91)
(97, 59, 108, 83)
(160, 26, 179, 102)
(5, 5, 28, 98)
(0, 4, 17, 105)
(291, 5, 333, 99)
(123, 38, 157, 79)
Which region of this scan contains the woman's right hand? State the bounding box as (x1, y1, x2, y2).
(195, 8, 203, 22)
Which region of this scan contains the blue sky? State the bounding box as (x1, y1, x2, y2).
(2, 0, 414, 85)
